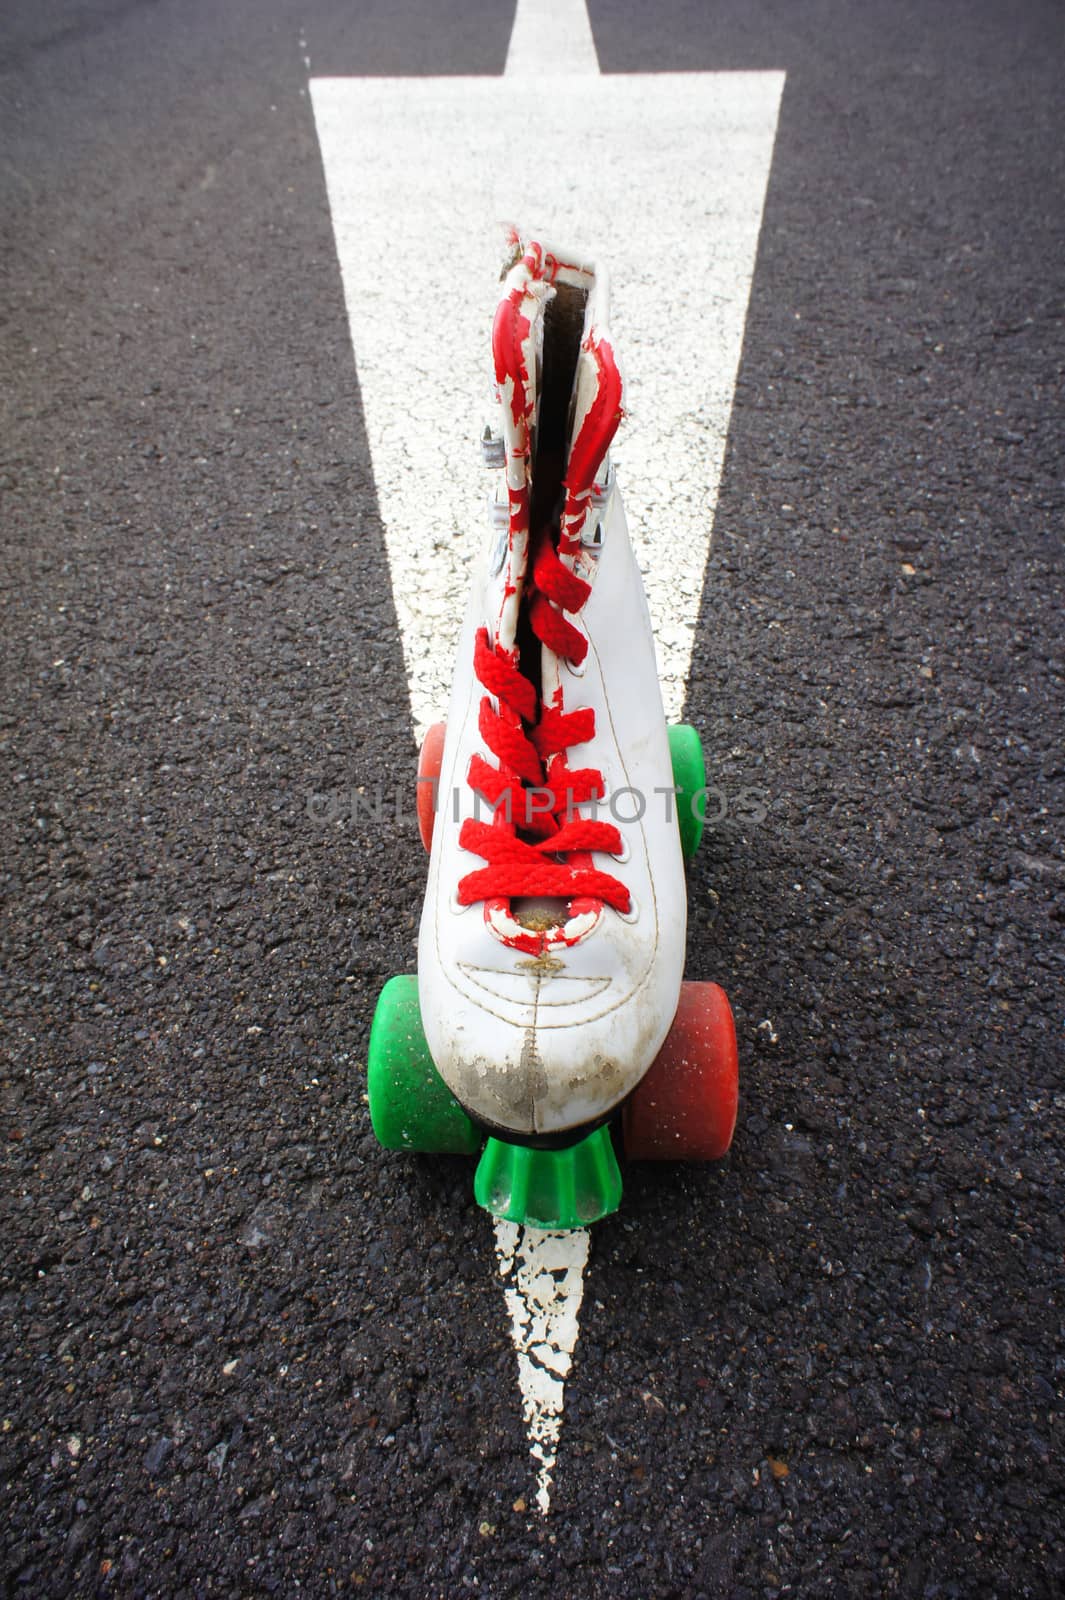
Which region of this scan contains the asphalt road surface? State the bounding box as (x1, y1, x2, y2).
(2, 1, 1063, 1595)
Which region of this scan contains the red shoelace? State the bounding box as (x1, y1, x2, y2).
(456, 252, 630, 917)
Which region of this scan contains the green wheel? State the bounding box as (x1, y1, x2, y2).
(367, 976, 481, 1155)
(668, 723, 707, 861)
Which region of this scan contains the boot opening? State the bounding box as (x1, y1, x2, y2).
(518, 280, 589, 717)
(530, 278, 587, 530)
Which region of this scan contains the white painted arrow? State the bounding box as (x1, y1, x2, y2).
(310, 0, 782, 1515)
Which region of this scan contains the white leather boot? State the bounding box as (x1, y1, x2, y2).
(417, 237, 687, 1142)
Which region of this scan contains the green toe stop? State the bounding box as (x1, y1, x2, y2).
(474, 1125, 622, 1229)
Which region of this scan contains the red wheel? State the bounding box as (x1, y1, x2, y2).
(417, 721, 447, 854)
(622, 981, 738, 1161)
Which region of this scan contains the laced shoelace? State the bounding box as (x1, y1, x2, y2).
(456, 263, 630, 917)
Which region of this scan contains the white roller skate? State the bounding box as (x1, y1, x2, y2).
(367, 237, 738, 1228)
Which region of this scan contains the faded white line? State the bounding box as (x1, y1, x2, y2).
(494, 1220, 591, 1515)
(310, 0, 782, 1517)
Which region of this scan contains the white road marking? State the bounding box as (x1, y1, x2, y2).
(494, 1221, 591, 1515)
(310, 69, 782, 737)
(310, 0, 781, 1517)
(505, 0, 599, 75)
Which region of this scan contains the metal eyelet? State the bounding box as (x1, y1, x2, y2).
(481, 423, 506, 469)
(609, 835, 631, 864)
(615, 894, 640, 924)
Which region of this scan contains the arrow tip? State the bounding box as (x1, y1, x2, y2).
(494, 1218, 592, 1514)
